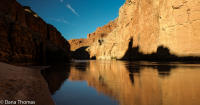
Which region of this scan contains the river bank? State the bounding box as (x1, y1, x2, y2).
(0, 62, 55, 105)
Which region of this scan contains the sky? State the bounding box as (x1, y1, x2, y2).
(17, 0, 125, 40)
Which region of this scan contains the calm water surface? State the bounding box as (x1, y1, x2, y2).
(42, 60, 200, 105)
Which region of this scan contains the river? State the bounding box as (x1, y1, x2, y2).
(42, 60, 200, 105)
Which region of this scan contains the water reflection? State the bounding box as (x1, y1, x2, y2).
(41, 64, 70, 94)
(44, 61, 200, 105)
(157, 65, 173, 77)
(73, 61, 89, 71)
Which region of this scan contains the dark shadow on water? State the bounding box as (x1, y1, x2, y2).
(72, 61, 89, 71)
(156, 65, 176, 77)
(125, 62, 139, 85)
(122, 37, 200, 62)
(125, 61, 176, 82)
(129, 73, 134, 85)
(125, 63, 141, 73)
(41, 64, 71, 94)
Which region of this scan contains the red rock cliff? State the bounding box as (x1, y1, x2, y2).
(0, 0, 71, 64)
(68, 19, 117, 60)
(69, 0, 200, 60)
(88, 0, 200, 60)
(69, 19, 118, 51)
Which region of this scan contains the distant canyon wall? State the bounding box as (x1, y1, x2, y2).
(0, 0, 71, 64)
(70, 0, 200, 60)
(69, 19, 118, 51)
(69, 19, 117, 59)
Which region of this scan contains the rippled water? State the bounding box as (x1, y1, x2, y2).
(42, 60, 200, 105)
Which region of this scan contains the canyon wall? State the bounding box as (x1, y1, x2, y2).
(69, 19, 117, 59)
(88, 0, 200, 60)
(69, 19, 117, 51)
(0, 0, 71, 64)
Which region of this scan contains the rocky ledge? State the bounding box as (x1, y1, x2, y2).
(0, 0, 71, 65)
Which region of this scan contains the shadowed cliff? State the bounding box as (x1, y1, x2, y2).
(71, 46, 90, 60)
(0, 0, 71, 65)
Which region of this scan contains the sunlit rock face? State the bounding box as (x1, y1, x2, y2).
(89, 0, 200, 59)
(0, 0, 71, 64)
(68, 19, 117, 59)
(87, 19, 118, 44)
(68, 61, 200, 105)
(69, 39, 89, 51)
(68, 19, 118, 52)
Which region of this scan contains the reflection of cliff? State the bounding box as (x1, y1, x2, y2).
(41, 64, 71, 94)
(160, 67, 200, 105)
(68, 61, 200, 105)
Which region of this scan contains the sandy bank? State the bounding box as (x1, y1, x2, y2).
(0, 62, 55, 105)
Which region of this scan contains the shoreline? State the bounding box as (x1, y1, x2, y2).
(0, 62, 55, 105)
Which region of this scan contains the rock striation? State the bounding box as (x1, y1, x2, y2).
(69, 39, 89, 51)
(87, 19, 118, 45)
(89, 0, 200, 60)
(70, 0, 200, 60)
(69, 19, 117, 51)
(0, 0, 71, 64)
(68, 19, 117, 59)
